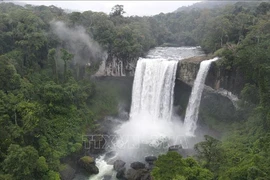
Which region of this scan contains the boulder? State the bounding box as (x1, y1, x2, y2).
(130, 162, 145, 170)
(168, 145, 189, 157)
(125, 168, 151, 180)
(78, 156, 99, 175)
(59, 164, 76, 180)
(145, 156, 157, 165)
(114, 160, 126, 172)
(168, 144, 182, 151)
(103, 175, 113, 180)
(116, 167, 126, 179)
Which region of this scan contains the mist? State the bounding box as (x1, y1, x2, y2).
(50, 20, 107, 67)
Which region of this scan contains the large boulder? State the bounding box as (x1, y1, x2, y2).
(114, 160, 126, 172)
(130, 162, 145, 170)
(78, 156, 99, 175)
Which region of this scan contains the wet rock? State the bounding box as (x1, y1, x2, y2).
(147, 164, 155, 170)
(114, 160, 126, 172)
(168, 144, 182, 151)
(103, 175, 113, 180)
(130, 162, 145, 170)
(104, 151, 116, 161)
(78, 156, 99, 175)
(168, 145, 189, 157)
(125, 168, 151, 180)
(116, 167, 126, 179)
(145, 156, 157, 165)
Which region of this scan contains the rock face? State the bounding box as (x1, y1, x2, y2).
(78, 156, 99, 175)
(96, 56, 136, 76)
(177, 55, 245, 96)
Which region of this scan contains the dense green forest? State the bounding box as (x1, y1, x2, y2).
(0, 1, 270, 179)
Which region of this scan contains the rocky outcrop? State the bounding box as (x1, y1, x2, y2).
(177, 55, 245, 96)
(78, 156, 99, 175)
(96, 56, 136, 76)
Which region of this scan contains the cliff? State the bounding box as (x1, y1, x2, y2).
(176, 55, 245, 97)
(95, 56, 136, 76)
(96, 54, 245, 100)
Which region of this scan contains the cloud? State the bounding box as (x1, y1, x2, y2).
(22, 1, 199, 16)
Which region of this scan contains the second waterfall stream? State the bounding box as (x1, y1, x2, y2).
(184, 57, 219, 136)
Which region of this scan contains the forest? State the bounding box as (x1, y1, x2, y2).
(0, 1, 270, 179)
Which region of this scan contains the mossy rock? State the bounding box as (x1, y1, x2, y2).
(80, 156, 95, 164)
(59, 164, 76, 180)
(78, 156, 99, 175)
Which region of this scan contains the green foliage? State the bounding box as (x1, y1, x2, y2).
(194, 135, 224, 176)
(0, 3, 119, 179)
(240, 83, 260, 105)
(0, 56, 21, 92)
(36, 156, 49, 173)
(152, 151, 213, 180)
(3, 144, 39, 180)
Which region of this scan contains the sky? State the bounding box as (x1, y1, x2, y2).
(21, 1, 200, 16)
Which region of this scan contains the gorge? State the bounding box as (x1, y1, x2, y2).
(88, 47, 233, 180)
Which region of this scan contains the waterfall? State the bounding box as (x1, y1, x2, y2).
(184, 57, 219, 136)
(113, 57, 184, 163)
(130, 58, 178, 120)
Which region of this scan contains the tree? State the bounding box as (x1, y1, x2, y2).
(3, 145, 39, 180)
(151, 151, 213, 180)
(60, 48, 74, 81)
(194, 135, 224, 172)
(48, 48, 58, 81)
(110, 5, 125, 17)
(0, 55, 21, 92)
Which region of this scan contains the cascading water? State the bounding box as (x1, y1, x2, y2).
(113, 57, 185, 162)
(130, 58, 177, 120)
(184, 57, 219, 136)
